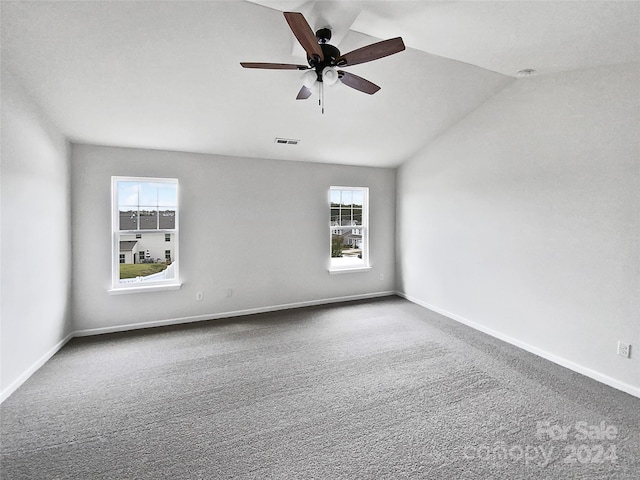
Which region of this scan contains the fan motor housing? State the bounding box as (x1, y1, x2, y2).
(307, 42, 341, 77)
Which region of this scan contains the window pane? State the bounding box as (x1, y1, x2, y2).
(118, 182, 139, 206)
(340, 208, 352, 225)
(139, 208, 158, 230)
(158, 183, 178, 207)
(352, 190, 364, 207)
(138, 183, 159, 206)
(158, 208, 176, 229)
(118, 232, 176, 281)
(113, 177, 179, 290)
(329, 186, 368, 270)
(330, 208, 340, 225)
(119, 209, 138, 230)
(353, 209, 362, 225)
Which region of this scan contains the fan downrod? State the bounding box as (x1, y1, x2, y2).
(315, 28, 331, 44)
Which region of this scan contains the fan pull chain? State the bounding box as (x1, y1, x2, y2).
(320, 81, 324, 114)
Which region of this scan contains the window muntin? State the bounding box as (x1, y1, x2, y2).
(111, 177, 179, 291)
(329, 186, 369, 271)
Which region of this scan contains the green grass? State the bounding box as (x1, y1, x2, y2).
(120, 263, 168, 279)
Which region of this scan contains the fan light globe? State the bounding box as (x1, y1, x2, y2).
(322, 67, 339, 86)
(302, 70, 317, 88)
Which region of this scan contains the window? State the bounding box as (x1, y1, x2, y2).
(329, 186, 369, 272)
(110, 177, 180, 293)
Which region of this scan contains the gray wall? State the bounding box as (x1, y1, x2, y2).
(397, 63, 640, 391)
(1, 69, 72, 398)
(71, 145, 396, 332)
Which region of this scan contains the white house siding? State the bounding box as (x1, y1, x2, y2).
(120, 232, 174, 263)
(122, 250, 133, 264)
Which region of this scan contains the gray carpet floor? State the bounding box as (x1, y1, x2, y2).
(1, 296, 638, 479)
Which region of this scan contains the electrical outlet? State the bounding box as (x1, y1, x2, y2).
(379, 273, 384, 281)
(196, 291, 204, 301)
(617, 341, 631, 358)
(226, 288, 233, 298)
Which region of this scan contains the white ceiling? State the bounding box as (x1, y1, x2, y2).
(2, 1, 638, 168)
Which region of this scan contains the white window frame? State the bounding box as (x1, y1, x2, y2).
(329, 186, 371, 274)
(109, 176, 181, 294)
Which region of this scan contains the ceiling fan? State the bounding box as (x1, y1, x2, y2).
(240, 12, 405, 105)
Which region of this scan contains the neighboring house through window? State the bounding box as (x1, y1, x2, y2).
(110, 177, 180, 293)
(329, 186, 369, 272)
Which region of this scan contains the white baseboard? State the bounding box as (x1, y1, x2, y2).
(11, 291, 635, 403)
(397, 291, 640, 399)
(72, 291, 396, 337)
(1, 291, 395, 403)
(0, 332, 75, 403)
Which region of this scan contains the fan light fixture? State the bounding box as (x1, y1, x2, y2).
(322, 67, 339, 86)
(302, 70, 317, 88)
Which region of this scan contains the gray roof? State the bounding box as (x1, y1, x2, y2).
(119, 241, 138, 252)
(119, 210, 175, 230)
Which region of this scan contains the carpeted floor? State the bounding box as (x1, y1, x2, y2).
(1, 296, 638, 479)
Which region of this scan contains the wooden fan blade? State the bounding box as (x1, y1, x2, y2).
(240, 62, 308, 70)
(283, 12, 324, 62)
(338, 71, 381, 95)
(337, 37, 405, 67)
(296, 85, 313, 100)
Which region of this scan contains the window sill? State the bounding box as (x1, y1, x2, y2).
(328, 266, 372, 275)
(108, 283, 182, 295)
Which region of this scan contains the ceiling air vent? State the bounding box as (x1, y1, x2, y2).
(516, 69, 536, 77)
(275, 137, 300, 145)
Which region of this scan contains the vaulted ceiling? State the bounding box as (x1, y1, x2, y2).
(2, 1, 638, 167)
